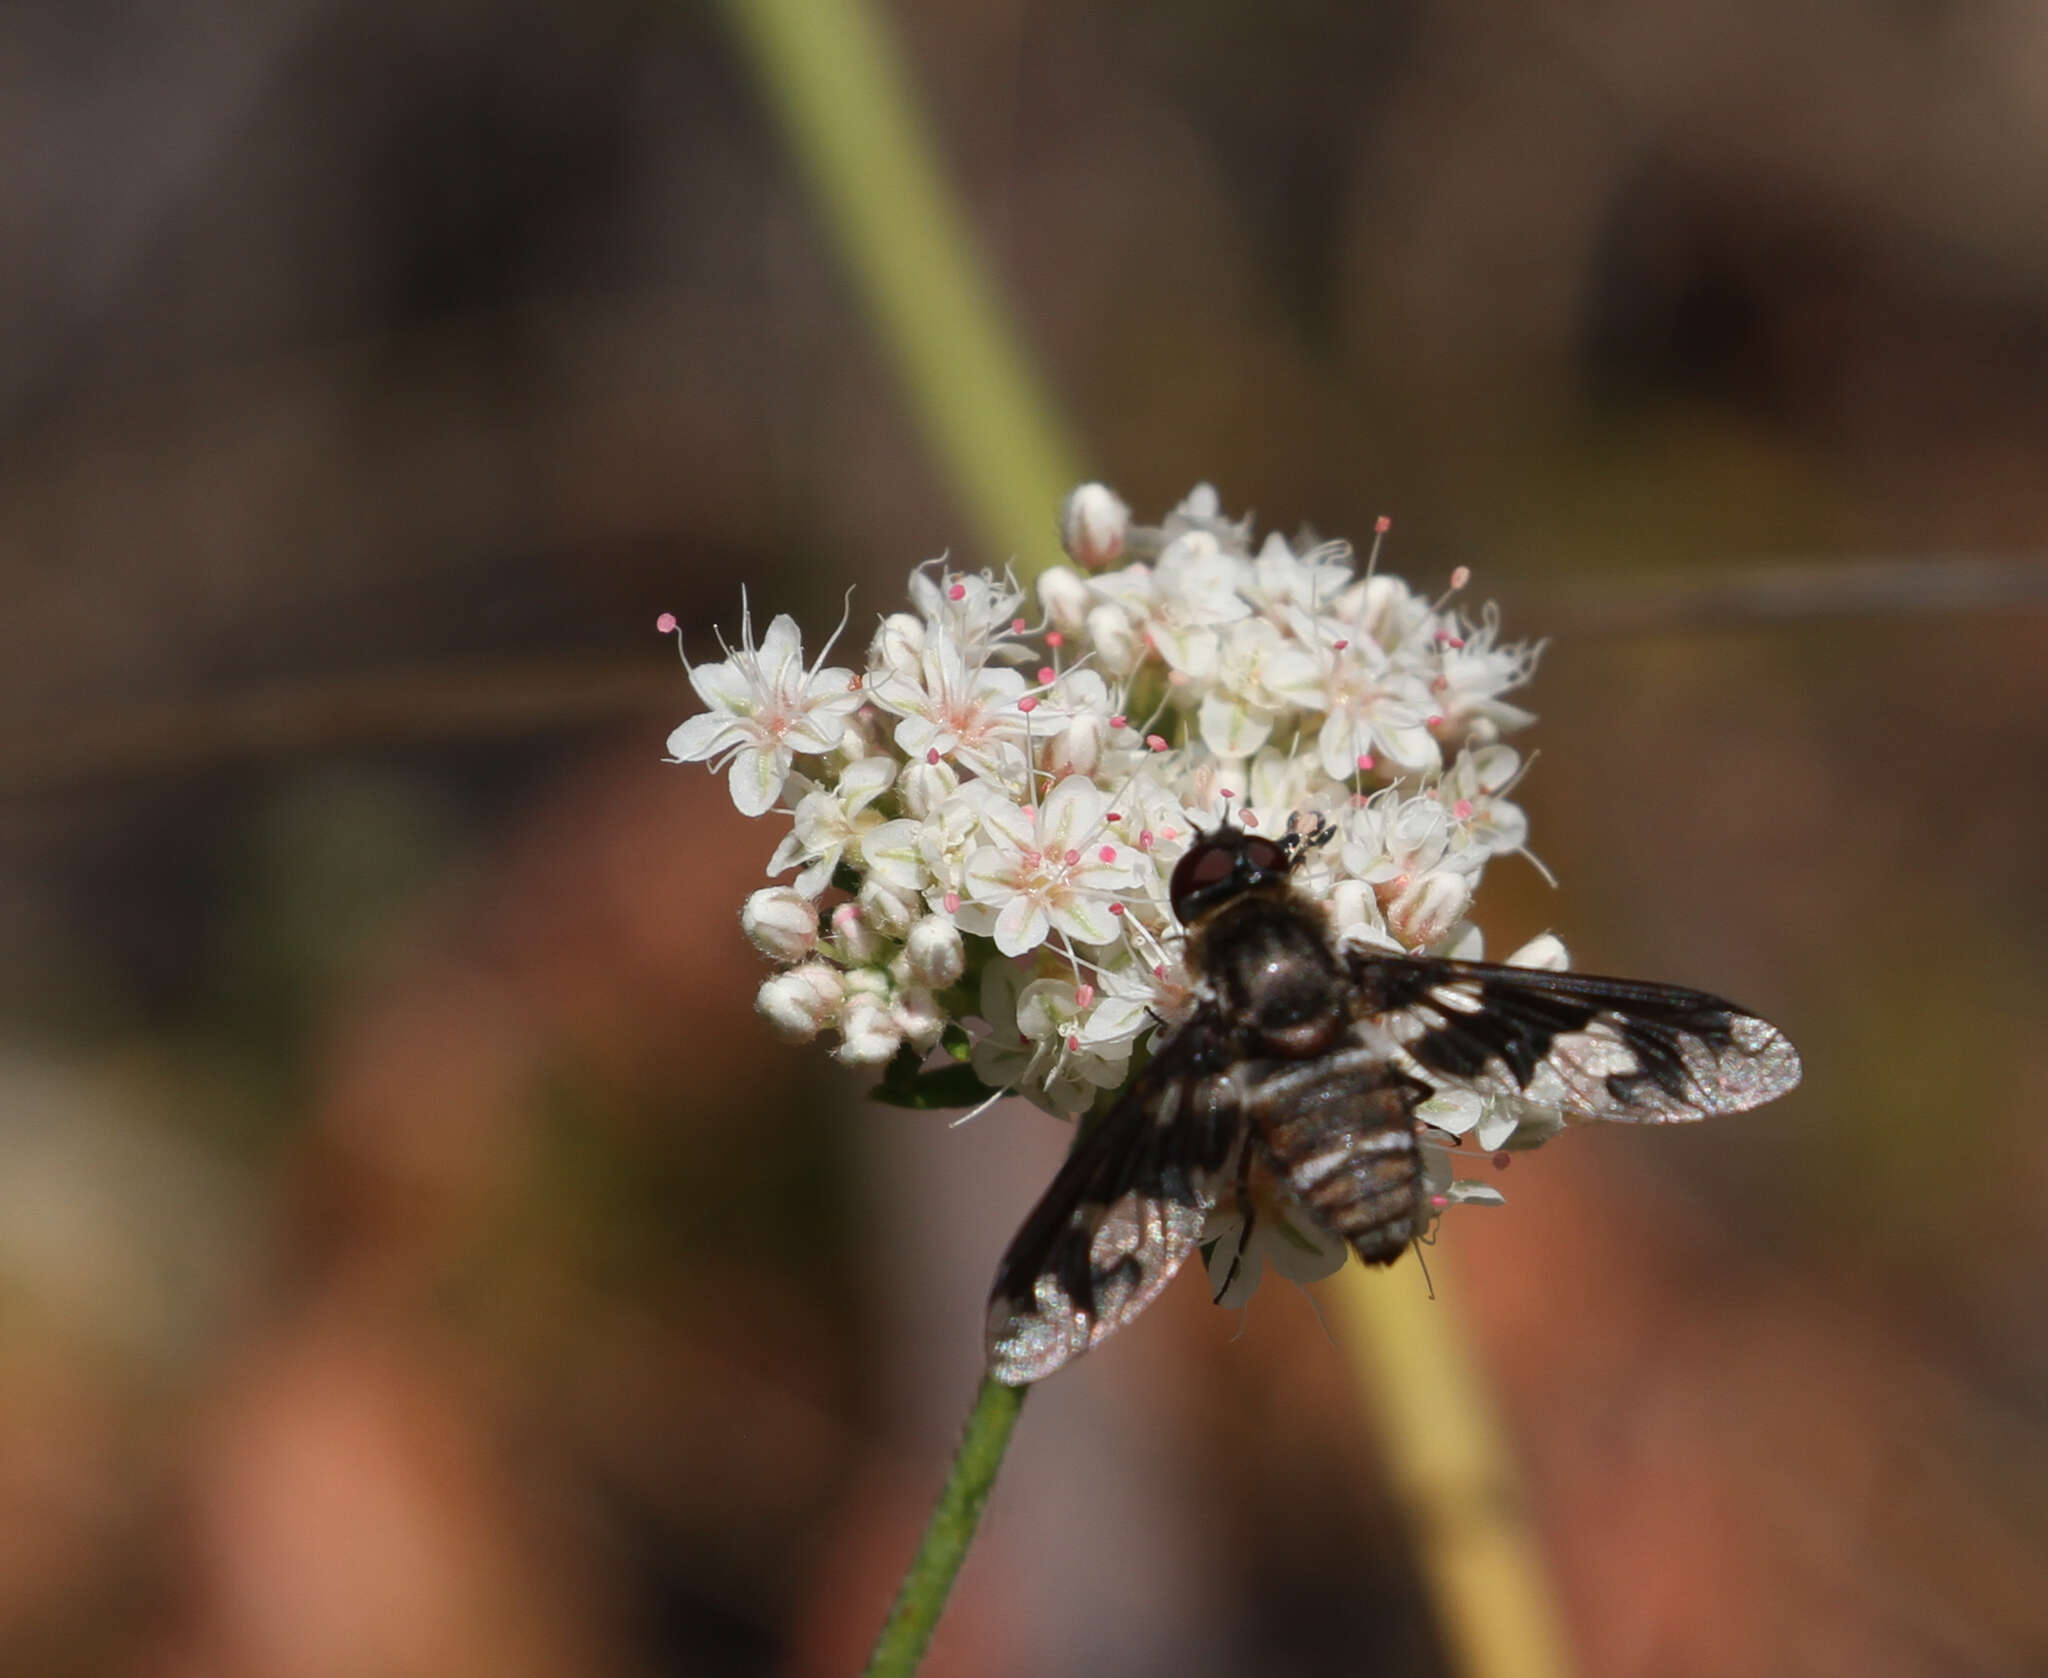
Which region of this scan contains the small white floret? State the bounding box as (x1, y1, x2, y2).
(1060, 483, 1131, 570)
(741, 887, 818, 962)
(905, 916, 966, 988)
(757, 963, 843, 1042)
(836, 995, 903, 1065)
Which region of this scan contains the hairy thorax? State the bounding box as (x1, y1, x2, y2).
(1188, 891, 1347, 1058)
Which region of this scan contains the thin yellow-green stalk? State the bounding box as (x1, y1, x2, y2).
(714, 0, 1078, 579)
(1333, 1254, 1576, 1678)
(863, 1377, 1026, 1678)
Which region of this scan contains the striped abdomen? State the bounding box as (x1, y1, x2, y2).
(1243, 1047, 1428, 1264)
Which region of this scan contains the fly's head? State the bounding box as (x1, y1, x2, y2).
(1167, 811, 1335, 926)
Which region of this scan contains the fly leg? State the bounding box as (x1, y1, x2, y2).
(1211, 1133, 1258, 1303)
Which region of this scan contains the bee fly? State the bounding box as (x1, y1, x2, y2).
(986, 817, 1802, 1384)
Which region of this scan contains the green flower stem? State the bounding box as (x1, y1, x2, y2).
(713, 0, 1080, 579)
(863, 1376, 1027, 1678)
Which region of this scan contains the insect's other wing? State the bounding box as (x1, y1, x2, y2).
(986, 1016, 1242, 1385)
(1348, 953, 1802, 1123)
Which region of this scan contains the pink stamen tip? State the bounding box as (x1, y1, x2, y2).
(1375, 515, 1392, 533)
(1450, 566, 1470, 590)
(1106, 811, 1123, 823)
(1075, 984, 1095, 1008)
(1429, 1193, 1449, 1209)
(926, 748, 941, 764)
(1064, 848, 1081, 866)
(1045, 631, 1065, 648)
(1018, 696, 1039, 714)
(1153, 964, 1167, 979)
(1109, 714, 1128, 729)
(1025, 850, 1043, 867)
(948, 582, 967, 601)
(943, 892, 960, 914)
(1454, 799, 1473, 820)
(1160, 826, 1179, 842)
(1098, 846, 1117, 863)
(1067, 1034, 1081, 1054)
(1011, 617, 1027, 632)
(1138, 830, 1155, 848)
(1145, 734, 1169, 752)
(1492, 1151, 1511, 1170)
(1037, 667, 1057, 685)
(1332, 638, 1349, 650)
(1243, 812, 1258, 827)
(1356, 754, 1375, 772)
(1428, 714, 1444, 728)
(655, 611, 678, 634)
(1110, 902, 1126, 916)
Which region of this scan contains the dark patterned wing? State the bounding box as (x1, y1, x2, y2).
(1346, 952, 1802, 1123)
(986, 1012, 1243, 1384)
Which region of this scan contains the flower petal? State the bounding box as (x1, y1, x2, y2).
(690, 657, 755, 714)
(1036, 776, 1105, 853)
(757, 613, 804, 687)
(667, 711, 744, 763)
(1198, 690, 1273, 758)
(993, 895, 1049, 956)
(727, 745, 788, 818)
(1049, 896, 1121, 948)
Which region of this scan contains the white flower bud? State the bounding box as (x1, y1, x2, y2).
(841, 964, 891, 1001)
(835, 994, 903, 1064)
(1060, 483, 1131, 569)
(1044, 712, 1105, 780)
(757, 963, 843, 1041)
(874, 611, 924, 667)
(828, 902, 889, 966)
(859, 875, 920, 937)
(832, 707, 881, 761)
(1507, 932, 1569, 971)
(898, 756, 959, 819)
(904, 915, 965, 987)
(1355, 574, 1418, 649)
(1086, 603, 1144, 675)
(1388, 870, 1471, 949)
(892, 986, 946, 1049)
(741, 887, 818, 962)
(1037, 564, 1093, 634)
(1328, 879, 1391, 949)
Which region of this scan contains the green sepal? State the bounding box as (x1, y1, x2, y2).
(869, 1043, 1002, 1110)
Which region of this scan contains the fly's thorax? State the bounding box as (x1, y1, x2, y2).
(1186, 889, 1347, 1055)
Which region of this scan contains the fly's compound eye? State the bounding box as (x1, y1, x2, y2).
(1168, 837, 1237, 916)
(1240, 836, 1290, 878)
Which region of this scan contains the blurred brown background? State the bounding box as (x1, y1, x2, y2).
(2, 2, 2045, 1674)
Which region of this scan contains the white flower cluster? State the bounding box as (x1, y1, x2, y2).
(668, 484, 1559, 1286)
